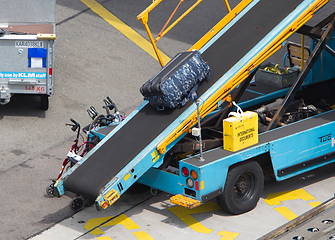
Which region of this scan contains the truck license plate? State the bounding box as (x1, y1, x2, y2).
(15, 41, 43, 48)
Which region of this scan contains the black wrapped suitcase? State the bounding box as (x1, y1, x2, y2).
(140, 50, 210, 110)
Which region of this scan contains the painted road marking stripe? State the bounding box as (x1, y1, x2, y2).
(84, 214, 140, 235)
(80, 0, 171, 63)
(217, 231, 239, 240)
(169, 201, 221, 234)
(264, 189, 315, 206)
(274, 206, 298, 221)
(265, 189, 320, 221)
(309, 201, 322, 207)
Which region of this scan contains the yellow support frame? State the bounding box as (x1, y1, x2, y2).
(190, 0, 253, 51)
(137, 0, 165, 66)
(138, 0, 203, 67)
(156, 0, 203, 42)
(157, 0, 329, 154)
(137, 0, 249, 67)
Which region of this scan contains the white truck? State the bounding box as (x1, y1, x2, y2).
(0, 0, 55, 110)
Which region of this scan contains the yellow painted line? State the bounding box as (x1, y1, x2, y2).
(80, 0, 171, 63)
(309, 201, 322, 208)
(217, 231, 239, 240)
(133, 231, 155, 240)
(274, 206, 298, 221)
(169, 201, 221, 234)
(84, 214, 140, 235)
(264, 189, 315, 206)
(96, 237, 113, 240)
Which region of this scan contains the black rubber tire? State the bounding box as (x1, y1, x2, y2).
(40, 95, 49, 110)
(216, 161, 264, 215)
(71, 197, 85, 212)
(89, 114, 106, 131)
(46, 183, 56, 197)
(85, 114, 105, 151)
(127, 182, 150, 194)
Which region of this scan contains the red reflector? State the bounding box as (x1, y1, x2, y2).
(195, 181, 199, 191)
(182, 167, 189, 177)
(49, 68, 53, 75)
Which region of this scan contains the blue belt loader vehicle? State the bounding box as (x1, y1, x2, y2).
(51, 0, 335, 215)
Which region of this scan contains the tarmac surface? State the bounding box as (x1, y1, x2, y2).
(0, 0, 335, 239)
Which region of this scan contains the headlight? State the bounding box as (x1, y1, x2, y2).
(186, 178, 194, 188)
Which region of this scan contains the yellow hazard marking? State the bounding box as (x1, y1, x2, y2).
(96, 237, 112, 240)
(169, 201, 221, 234)
(133, 231, 155, 240)
(309, 201, 322, 208)
(201, 180, 204, 190)
(151, 150, 160, 163)
(217, 230, 239, 240)
(151, 150, 158, 158)
(152, 155, 160, 163)
(264, 189, 315, 206)
(80, 0, 170, 63)
(274, 206, 298, 221)
(84, 214, 140, 235)
(124, 173, 131, 181)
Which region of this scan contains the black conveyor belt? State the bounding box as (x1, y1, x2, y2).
(64, 0, 304, 200)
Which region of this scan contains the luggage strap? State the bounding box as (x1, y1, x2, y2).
(173, 78, 201, 107)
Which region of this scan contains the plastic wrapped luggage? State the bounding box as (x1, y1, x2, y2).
(140, 50, 211, 110)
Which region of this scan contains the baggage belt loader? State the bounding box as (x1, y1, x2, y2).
(53, 0, 335, 214)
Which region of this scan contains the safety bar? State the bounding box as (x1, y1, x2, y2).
(137, 0, 237, 67)
(156, 0, 203, 42)
(190, 0, 253, 51)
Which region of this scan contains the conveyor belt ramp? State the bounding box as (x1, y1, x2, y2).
(54, 0, 329, 210)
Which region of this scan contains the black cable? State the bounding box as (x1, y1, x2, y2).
(74, 191, 160, 240)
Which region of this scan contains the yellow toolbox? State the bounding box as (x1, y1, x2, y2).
(223, 111, 258, 152)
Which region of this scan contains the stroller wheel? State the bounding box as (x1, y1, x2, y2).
(71, 196, 85, 212)
(46, 183, 56, 197)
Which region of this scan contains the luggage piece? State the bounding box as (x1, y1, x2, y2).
(140, 51, 211, 110)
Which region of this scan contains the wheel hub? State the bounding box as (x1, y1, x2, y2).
(236, 180, 247, 193)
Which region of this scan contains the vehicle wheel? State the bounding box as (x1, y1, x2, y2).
(40, 95, 49, 110)
(89, 114, 107, 131)
(71, 196, 85, 212)
(216, 161, 264, 215)
(85, 115, 105, 151)
(127, 182, 150, 194)
(46, 183, 56, 197)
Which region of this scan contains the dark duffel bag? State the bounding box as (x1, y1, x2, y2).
(140, 50, 211, 110)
